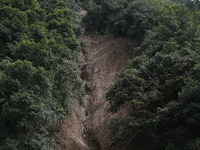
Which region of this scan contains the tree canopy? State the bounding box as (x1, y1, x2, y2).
(90, 0, 200, 149)
(2, 0, 200, 149)
(0, 0, 83, 149)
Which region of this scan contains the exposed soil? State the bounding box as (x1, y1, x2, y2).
(56, 33, 138, 150)
(77, 9, 87, 20)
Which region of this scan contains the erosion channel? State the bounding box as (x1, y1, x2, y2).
(56, 33, 136, 150)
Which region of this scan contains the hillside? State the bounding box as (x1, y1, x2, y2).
(0, 1, 83, 149)
(56, 33, 138, 150)
(1, 0, 200, 150)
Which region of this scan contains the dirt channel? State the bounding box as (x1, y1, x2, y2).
(56, 33, 137, 150)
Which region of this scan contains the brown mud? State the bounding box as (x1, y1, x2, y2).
(56, 30, 138, 150)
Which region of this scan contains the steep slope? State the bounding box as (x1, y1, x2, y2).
(56, 33, 137, 150)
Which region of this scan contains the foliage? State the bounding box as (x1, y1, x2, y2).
(83, 0, 172, 39)
(0, 0, 83, 149)
(83, 0, 132, 34)
(83, 0, 200, 40)
(107, 0, 166, 39)
(106, 1, 200, 149)
(171, 0, 200, 11)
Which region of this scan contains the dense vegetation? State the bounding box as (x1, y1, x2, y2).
(82, 0, 200, 149)
(0, 0, 84, 149)
(2, 0, 200, 149)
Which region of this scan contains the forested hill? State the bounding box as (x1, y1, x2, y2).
(82, 0, 200, 149)
(1, 0, 200, 150)
(0, 0, 84, 149)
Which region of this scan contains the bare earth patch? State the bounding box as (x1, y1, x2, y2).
(56, 34, 137, 150)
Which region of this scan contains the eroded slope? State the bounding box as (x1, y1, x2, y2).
(56, 34, 137, 150)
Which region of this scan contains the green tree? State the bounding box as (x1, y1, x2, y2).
(0, 60, 55, 149)
(106, 2, 200, 149)
(0, 0, 39, 11)
(0, 0, 83, 149)
(0, 6, 28, 58)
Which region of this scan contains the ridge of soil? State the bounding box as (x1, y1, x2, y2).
(56, 33, 137, 150)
